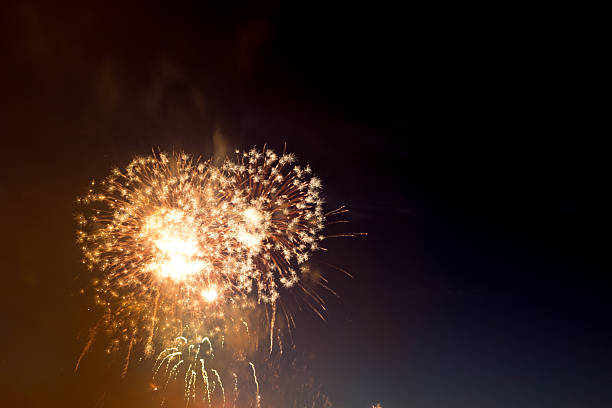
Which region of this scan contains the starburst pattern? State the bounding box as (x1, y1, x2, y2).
(76, 147, 325, 358)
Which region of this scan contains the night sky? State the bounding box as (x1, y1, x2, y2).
(1, 2, 609, 407)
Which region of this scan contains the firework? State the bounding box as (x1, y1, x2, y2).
(150, 307, 262, 406)
(76, 147, 327, 363)
(75, 146, 363, 407)
(150, 334, 265, 407)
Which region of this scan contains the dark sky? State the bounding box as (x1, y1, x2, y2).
(1, 1, 609, 407)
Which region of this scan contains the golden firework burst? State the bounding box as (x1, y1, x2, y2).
(76, 147, 326, 360)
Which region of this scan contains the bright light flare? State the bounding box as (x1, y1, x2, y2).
(143, 210, 204, 281)
(201, 287, 218, 302)
(243, 207, 263, 225)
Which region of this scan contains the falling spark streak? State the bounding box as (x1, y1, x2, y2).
(170, 360, 183, 382)
(232, 373, 238, 408)
(122, 333, 135, 378)
(74, 323, 98, 373)
(249, 362, 261, 408)
(146, 291, 161, 356)
(269, 304, 276, 355)
(277, 330, 283, 356)
(184, 364, 193, 404)
(211, 369, 225, 407)
(153, 349, 179, 379)
(201, 359, 211, 406)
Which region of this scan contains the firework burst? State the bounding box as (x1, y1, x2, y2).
(76, 147, 331, 365)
